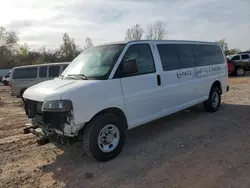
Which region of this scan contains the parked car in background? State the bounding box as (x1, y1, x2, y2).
(227, 58, 235, 75)
(9, 62, 69, 98)
(228, 53, 250, 76)
(1, 70, 12, 85)
(22, 40, 228, 161)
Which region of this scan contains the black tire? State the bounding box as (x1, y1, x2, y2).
(235, 67, 245, 76)
(3, 81, 8, 86)
(203, 86, 221, 112)
(83, 113, 127, 162)
(20, 89, 26, 102)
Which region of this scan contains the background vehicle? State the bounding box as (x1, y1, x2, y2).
(228, 53, 250, 76)
(1, 70, 12, 85)
(227, 58, 235, 75)
(10, 62, 69, 97)
(23, 40, 228, 161)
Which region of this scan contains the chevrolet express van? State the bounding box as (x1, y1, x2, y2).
(10, 62, 69, 97)
(23, 40, 228, 161)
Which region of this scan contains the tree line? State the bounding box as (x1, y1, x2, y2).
(0, 26, 93, 69)
(0, 22, 248, 69)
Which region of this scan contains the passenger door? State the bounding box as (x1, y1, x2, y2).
(117, 44, 162, 128)
(231, 55, 242, 66)
(156, 44, 183, 110)
(175, 44, 197, 104)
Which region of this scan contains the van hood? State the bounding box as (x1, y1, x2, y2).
(23, 78, 93, 102)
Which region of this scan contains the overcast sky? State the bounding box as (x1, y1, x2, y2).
(0, 0, 249, 50)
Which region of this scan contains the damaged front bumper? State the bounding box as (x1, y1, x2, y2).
(24, 99, 84, 139)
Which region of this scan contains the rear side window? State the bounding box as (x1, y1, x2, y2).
(157, 44, 180, 71)
(176, 44, 196, 69)
(241, 54, 250, 60)
(231, 55, 240, 61)
(39, 67, 47, 78)
(194, 45, 224, 66)
(13, 68, 37, 79)
(49, 66, 60, 77)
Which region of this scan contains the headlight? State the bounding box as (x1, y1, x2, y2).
(42, 100, 73, 112)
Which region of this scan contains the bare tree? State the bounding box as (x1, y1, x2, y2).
(146, 21, 167, 40)
(125, 24, 144, 40)
(84, 37, 93, 50)
(216, 39, 229, 55)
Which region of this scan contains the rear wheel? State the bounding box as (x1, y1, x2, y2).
(235, 67, 245, 76)
(83, 113, 127, 161)
(203, 86, 221, 112)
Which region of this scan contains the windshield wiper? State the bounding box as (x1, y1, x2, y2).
(67, 74, 88, 80)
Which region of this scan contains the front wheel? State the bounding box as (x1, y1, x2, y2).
(203, 86, 221, 112)
(83, 113, 127, 162)
(235, 67, 245, 76)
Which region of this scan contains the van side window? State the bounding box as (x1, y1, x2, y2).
(49, 66, 60, 77)
(121, 44, 155, 77)
(39, 67, 47, 78)
(157, 44, 180, 71)
(231, 55, 240, 61)
(176, 44, 196, 69)
(242, 54, 250, 60)
(13, 68, 37, 79)
(194, 45, 224, 66)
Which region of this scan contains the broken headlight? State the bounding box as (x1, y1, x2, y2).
(42, 100, 73, 112)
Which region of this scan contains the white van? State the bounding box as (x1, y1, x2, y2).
(1, 70, 12, 86)
(10, 62, 69, 97)
(23, 40, 228, 161)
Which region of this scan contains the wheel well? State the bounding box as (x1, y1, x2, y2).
(235, 65, 244, 69)
(20, 88, 27, 96)
(78, 107, 128, 136)
(92, 108, 128, 128)
(212, 81, 222, 94)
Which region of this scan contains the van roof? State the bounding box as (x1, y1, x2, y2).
(12, 62, 70, 69)
(96, 40, 218, 47)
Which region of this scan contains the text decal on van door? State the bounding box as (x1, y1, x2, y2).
(176, 69, 193, 79)
(176, 65, 223, 79)
(194, 65, 221, 78)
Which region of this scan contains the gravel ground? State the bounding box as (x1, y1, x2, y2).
(1, 77, 250, 188)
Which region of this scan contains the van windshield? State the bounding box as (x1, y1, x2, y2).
(62, 44, 125, 80)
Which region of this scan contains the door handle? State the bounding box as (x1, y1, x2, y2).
(157, 75, 161, 86)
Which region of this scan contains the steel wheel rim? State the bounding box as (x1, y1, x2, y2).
(212, 92, 219, 108)
(237, 68, 244, 75)
(97, 124, 120, 153)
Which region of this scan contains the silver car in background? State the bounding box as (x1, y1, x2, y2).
(9, 62, 70, 97)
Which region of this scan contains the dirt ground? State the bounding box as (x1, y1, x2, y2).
(1, 76, 250, 188)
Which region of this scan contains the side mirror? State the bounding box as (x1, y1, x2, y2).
(121, 59, 138, 75)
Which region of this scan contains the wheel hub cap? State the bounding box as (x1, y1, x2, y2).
(212, 92, 219, 108)
(98, 124, 120, 153)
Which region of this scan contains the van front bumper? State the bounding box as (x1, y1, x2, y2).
(30, 115, 77, 137)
